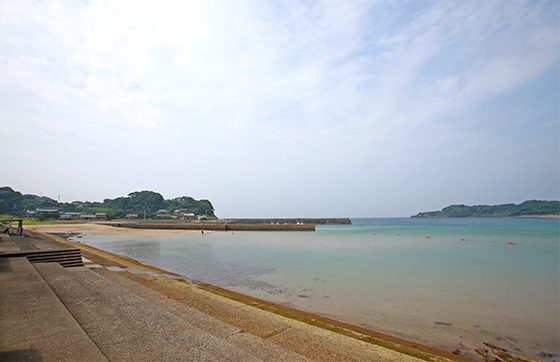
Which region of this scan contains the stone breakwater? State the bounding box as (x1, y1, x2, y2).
(104, 218, 351, 232)
(224, 218, 352, 225)
(106, 221, 316, 231)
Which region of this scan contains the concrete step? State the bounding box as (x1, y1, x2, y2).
(33, 263, 281, 362)
(26, 250, 83, 267)
(26, 249, 81, 256)
(1, 248, 85, 267)
(27, 251, 81, 260)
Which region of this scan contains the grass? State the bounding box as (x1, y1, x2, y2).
(22, 220, 56, 225)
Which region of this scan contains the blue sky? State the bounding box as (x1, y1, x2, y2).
(1, 0, 558, 217)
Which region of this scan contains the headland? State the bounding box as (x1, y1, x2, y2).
(411, 200, 559, 218)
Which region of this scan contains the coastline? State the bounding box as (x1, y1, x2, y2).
(26, 223, 473, 362)
(25, 223, 203, 236)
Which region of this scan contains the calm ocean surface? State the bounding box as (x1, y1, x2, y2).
(80, 218, 559, 360)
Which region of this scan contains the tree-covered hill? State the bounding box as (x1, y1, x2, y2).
(0, 187, 59, 215)
(411, 200, 559, 218)
(101, 191, 215, 218)
(0, 187, 216, 219)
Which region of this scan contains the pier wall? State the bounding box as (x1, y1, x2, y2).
(107, 222, 315, 231)
(224, 218, 351, 225)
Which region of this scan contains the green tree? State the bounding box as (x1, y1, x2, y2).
(412, 200, 559, 218)
(0, 186, 217, 219)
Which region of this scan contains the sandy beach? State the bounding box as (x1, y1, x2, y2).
(25, 222, 204, 236)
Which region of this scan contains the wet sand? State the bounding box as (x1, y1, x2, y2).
(25, 222, 203, 236)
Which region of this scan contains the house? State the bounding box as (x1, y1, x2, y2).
(126, 213, 138, 219)
(30, 208, 60, 219)
(80, 214, 96, 220)
(60, 212, 80, 220)
(59, 214, 73, 220)
(173, 209, 195, 219)
(95, 213, 107, 220)
(155, 209, 172, 218)
(36, 208, 59, 214)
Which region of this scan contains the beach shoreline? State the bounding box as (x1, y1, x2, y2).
(25, 223, 474, 362)
(25, 222, 204, 236)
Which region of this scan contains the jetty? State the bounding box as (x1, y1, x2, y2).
(0, 228, 472, 362)
(224, 218, 352, 225)
(103, 218, 352, 232)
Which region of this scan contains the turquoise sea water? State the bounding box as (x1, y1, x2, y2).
(80, 218, 559, 360)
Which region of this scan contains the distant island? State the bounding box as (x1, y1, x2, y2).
(0, 186, 216, 220)
(411, 200, 559, 218)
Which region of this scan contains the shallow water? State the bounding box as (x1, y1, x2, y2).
(80, 218, 559, 360)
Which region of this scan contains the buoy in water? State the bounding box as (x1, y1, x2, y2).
(398, 234, 400, 236)
(508, 241, 513, 245)
(461, 238, 465, 241)
(374, 232, 376, 234)
(426, 236, 430, 238)
(354, 231, 356, 233)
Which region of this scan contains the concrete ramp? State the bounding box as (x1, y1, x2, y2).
(0, 258, 107, 362)
(33, 263, 300, 362)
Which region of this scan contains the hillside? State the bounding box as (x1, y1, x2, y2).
(0, 187, 216, 220)
(411, 200, 559, 218)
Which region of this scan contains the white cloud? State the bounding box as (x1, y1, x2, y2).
(0, 0, 557, 216)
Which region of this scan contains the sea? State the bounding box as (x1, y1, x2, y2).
(78, 218, 559, 361)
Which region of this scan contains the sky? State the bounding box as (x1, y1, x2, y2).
(0, 0, 558, 218)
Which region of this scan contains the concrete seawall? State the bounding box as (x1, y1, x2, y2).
(224, 218, 351, 225)
(107, 222, 316, 231)
(104, 218, 352, 231)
